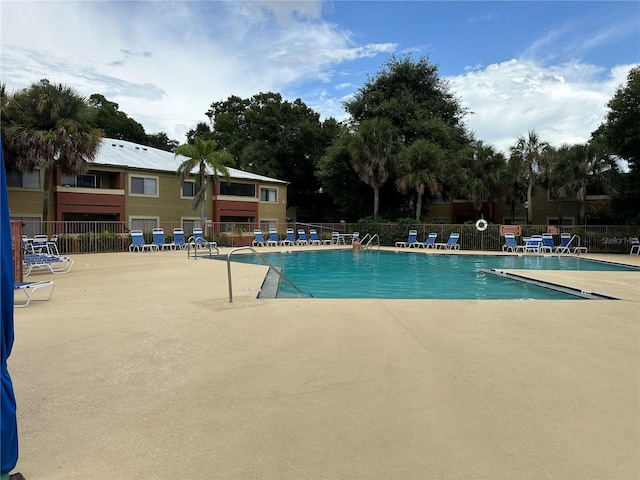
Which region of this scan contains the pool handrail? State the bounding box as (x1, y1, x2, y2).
(359, 233, 380, 250)
(226, 246, 311, 303)
(557, 234, 586, 258)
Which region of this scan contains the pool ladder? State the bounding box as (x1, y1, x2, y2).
(358, 233, 380, 249)
(226, 246, 311, 303)
(557, 234, 587, 258)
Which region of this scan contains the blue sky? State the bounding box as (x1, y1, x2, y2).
(1, 1, 638, 154)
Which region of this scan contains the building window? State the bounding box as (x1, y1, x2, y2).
(260, 219, 277, 230)
(7, 169, 40, 189)
(260, 187, 277, 202)
(130, 217, 158, 232)
(181, 219, 201, 236)
(503, 218, 526, 225)
(61, 174, 101, 188)
(182, 181, 196, 198)
(130, 176, 158, 196)
(548, 217, 575, 226)
(219, 182, 255, 197)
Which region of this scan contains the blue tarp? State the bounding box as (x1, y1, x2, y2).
(1, 140, 19, 474)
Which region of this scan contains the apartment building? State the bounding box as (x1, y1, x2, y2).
(6, 138, 288, 235)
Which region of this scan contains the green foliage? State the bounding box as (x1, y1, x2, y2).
(1, 79, 103, 221)
(89, 93, 179, 151)
(206, 92, 340, 215)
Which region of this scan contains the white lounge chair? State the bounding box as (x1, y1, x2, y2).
(14, 281, 55, 307)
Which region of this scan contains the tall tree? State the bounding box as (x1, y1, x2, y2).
(395, 139, 446, 221)
(174, 137, 233, 223)
(88, 93, 146, 143)
(1, 79, 103, 221)
(454, 141, 506, 220)
(550, 143, 618, 224)
(207, 93, 339, 215)
(592, 66, 640, 223)
(348, 117, 398, 219)
(509, 130, 551, 224)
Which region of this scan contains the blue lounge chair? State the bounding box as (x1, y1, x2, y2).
(188, 227, 217, 249)
(267, 228, 280, 246)
(23, 253, 73, 275)
(435, 233, 461, 250)
(555, 233, 587, 254)
(331, 231, 345, 245)
(396, 230, 418, 248)
(129, 230, 158, 252)
(46, 234, 60, 255)
(502, 233, 518, 252)
(152, 228, 174, 250)
(31, 234, 49, 253)
(520, 235, 542, 253)
(172, 228, 187, 250)
(14, 280, 55, 307)
(252, 229, 266, 247)
(281, 228, 296, 246)
(540, 233, 556, 253)
(630, 237, 640, 255)
(351, 232, 360, 244)
(419, 233, 438, 249)
(296, 229, 309, 246)
(309, 229, 330, 246)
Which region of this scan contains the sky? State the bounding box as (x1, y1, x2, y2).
(1, 0, 639, 154)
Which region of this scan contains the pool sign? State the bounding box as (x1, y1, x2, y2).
(500, 225, 521, 237)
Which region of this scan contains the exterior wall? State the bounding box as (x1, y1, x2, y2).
(257, 184, 288, 226)
(125, 170, 200, 226)
(7, 187, 43, 219)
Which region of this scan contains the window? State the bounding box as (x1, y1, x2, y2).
(130, 176, 158, 196)
(61, 174, 101, 188)
(547, 217, 575, 226)
(182, 219, 201, 236)
(260, 219, 277, 231)
(130, 217, 158, 232)
(260, 187, 277, 202)
(503, 218, 526, 225)
(219, 182, 255, 197)
(7, 170, 40, 189)
(182, 181, 196, 198)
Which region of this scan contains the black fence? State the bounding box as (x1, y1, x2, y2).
(15, 220, 640, 255)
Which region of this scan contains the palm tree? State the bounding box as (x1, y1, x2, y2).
(509, 130, 551, 224)
(395, 139, 446, 221)
(1, 79, 103, 221)
(174, 136, 234, 224)
(550, 143, 618, 223)
(454, 141, 506, 220)
(349, 117, 398, 219)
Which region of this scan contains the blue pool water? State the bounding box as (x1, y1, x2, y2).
(225, 250, 637, 300)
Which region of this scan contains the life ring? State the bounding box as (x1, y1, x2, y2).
(475, 219, 488, 232)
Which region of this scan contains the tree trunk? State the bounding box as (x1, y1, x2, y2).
(42, 164, 55, 222)
(373, 186, 379, 220)
(526, 180, 533, 225)
(415, 191, 423, 222)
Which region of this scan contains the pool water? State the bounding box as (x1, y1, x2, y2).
(226, 250, 636, 300)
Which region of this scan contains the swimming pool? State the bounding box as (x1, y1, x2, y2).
(225, 250, 637, 300)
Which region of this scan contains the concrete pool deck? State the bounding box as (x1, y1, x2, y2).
(9, 247, 640, 479)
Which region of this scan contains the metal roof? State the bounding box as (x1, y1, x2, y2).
(96, 138, 288, 184)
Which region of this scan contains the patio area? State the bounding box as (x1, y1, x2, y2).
(8, 247, 640, 479)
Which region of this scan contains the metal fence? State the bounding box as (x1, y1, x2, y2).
(15, 220, 640, 255)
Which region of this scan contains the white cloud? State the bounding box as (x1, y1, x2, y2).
(448, 60, 637, 154)
(0, 0, 393, 140)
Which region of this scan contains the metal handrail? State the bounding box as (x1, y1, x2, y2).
(360, 233, 380, 249)
(226, 246, 311, 303)
(557, 234, 583, 258)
